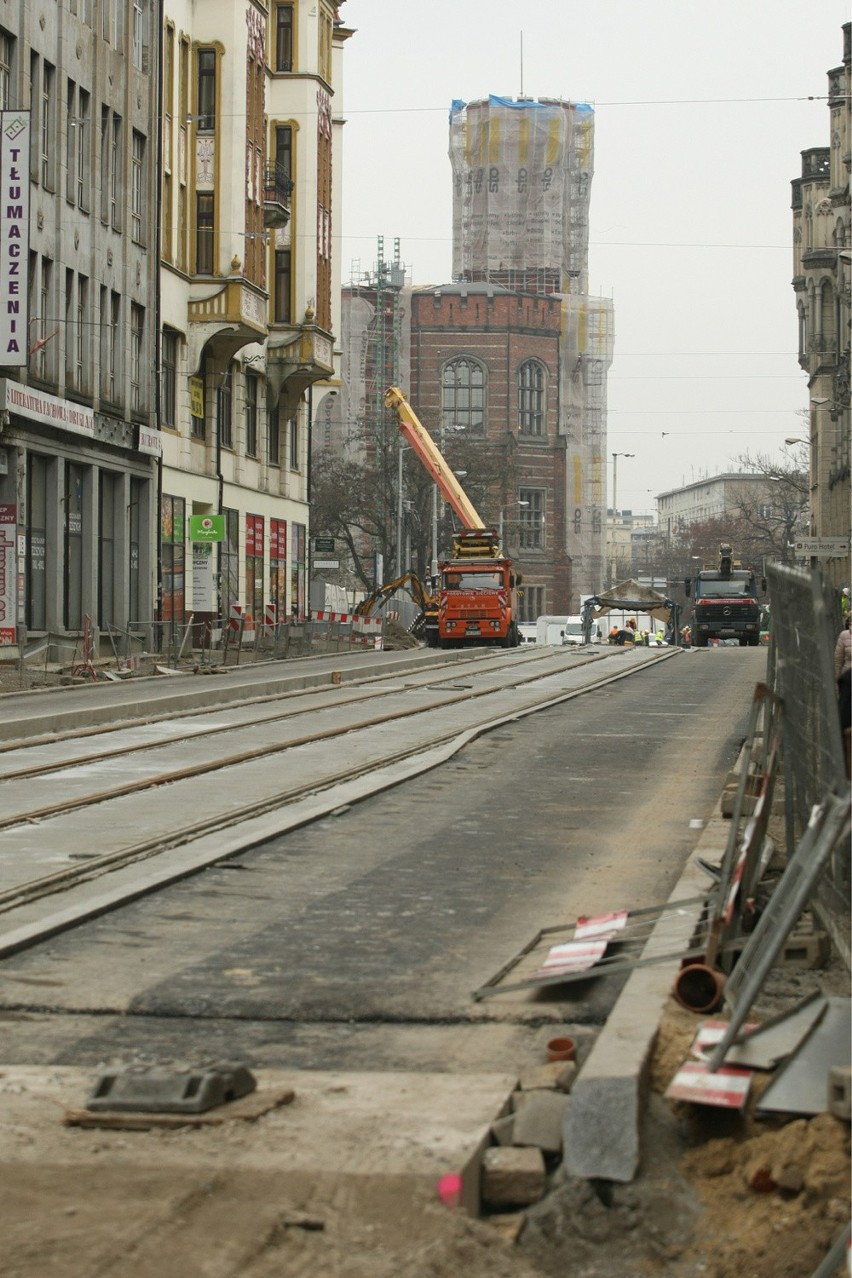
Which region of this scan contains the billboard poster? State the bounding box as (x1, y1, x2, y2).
(0, 111, 31, 368)
(0, 503, 16, 645)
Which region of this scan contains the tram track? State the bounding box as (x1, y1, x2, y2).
(0, 646, 677, 947)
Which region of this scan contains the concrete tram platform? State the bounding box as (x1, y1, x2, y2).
(0, 646, 495, 742)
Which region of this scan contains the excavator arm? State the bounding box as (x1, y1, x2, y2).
(353, 571, 435, 618)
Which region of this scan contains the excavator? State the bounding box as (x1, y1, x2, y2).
(352, 571, 438, 644)
(384, 386, 522, 648)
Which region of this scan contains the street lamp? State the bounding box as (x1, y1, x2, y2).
(430, 423, 464, 575)
(610, 452, 635, 586)
(498, 499, 529, 544)
(396, 442, 409, 574)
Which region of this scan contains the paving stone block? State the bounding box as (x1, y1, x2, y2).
(721, 790, 758, 817)
(780, 930, 830, 968)
(481, 1146, 546, 1208)
(512, 1090, 570, 1154)
(828, 1065, 851, 1120)
(517, 1061, 577, 1094)
(489, 1112, 515, 1146)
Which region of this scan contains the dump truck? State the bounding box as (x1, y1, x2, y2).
(385, 387, 522, 648)
(684, 544, 763, 647)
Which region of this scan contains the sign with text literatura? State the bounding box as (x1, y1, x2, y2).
(0, 111, 31, 368)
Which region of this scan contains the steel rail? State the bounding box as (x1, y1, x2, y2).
(0, 649, 677, 920)
(0, 648, 581, 782)
(0, 647, 552, 754)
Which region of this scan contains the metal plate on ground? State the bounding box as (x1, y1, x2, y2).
(756, 998, 851, 1117)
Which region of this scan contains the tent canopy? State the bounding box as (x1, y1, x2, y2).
(583, 579, 675, 625)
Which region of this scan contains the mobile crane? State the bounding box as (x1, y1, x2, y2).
(384, 386, 522, 648)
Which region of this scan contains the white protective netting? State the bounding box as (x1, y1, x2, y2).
(561, 294, 615, 594)
(450, 96, 595, 292)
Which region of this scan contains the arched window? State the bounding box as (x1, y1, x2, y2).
(518, 360, 545, 435)
(442, 358, 485, 434)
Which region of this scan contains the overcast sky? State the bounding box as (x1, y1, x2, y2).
(339, 0, 847, 514)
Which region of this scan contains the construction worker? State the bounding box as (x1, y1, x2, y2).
(655, 628, 665, 646)
(609, 625, 619, 644)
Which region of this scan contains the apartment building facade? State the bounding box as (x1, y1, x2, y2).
(159, 0, 347, 633)
(791, 22, 851, 589)
(0, 0, 160, 653)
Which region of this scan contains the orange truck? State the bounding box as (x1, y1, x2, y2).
(384, 387, 522, 648)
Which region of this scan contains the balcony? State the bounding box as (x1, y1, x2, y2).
(187, 276, 269, 370)
(266, 307, 335, 416)
(263, 163, 294, 228)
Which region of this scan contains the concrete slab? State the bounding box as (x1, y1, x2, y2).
(0, 1064, 516, 1181)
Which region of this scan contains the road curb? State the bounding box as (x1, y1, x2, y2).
(562, 790, 732, 1182)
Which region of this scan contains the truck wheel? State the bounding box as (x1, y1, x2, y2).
(692, 634, 707, 648)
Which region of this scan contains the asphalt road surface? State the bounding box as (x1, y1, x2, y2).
(1, 647, 766, 1072)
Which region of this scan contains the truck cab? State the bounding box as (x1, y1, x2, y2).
(685, 545, 762, 647)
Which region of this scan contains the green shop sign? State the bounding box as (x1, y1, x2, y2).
(188, 514, 225, 542)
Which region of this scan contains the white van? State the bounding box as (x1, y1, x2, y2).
(535, 615, 597, 646)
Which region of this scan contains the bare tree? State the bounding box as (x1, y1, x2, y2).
(311, 448, 396, 590)
(730, 445, 809, 566)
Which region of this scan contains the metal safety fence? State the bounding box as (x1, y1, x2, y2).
(766, 563, 850, 956)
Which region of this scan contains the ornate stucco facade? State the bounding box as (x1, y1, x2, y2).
(791, 22, 851, 588)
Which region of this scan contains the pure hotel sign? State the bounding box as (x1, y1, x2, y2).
(0, 111, 30, 368)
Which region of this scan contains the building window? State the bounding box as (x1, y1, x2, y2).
(107, 289, 121, 403)
(519, 488, 544, 550)
(274, 124, 292, 176)
(110, 113, 123, 230)
(161, 328, 178, 428)
(132, 0, 146, 71)
(64, 461, 86, 630)
(0, 31, 13, 109)
(220, 507, 239, 620)
(270, 518, 287, 619)
(218, 365, 233, 448)
(196, 192, 214, 273)
(98, 470, 118, 628)
(26, 453, 49, 631)
(77, 89, 89, 210)
(518, 360, 545, 436)
(289, 417, 299, 470)
(245, 373, 258, 456)
(197, 49, 216, 131)
(442, 358, 485, 434)
(103, 0, 124, 49)
(76, 273, 88, 391)
(245, 513, 264, 624)
(41, 61, 55, 189)
(274, 249, 291, 323)
(129, 476, 144, 624)
(160, 493, 186, 626)
(274, 5, 294, 72)
(268, 404, 280, 464)
(131, 130, 145, 243)
(130, 304, 144, 412)
(319, 7, 332, 82)
(520, 584, 544, 624)
(65, 80, 76, 203)
(64, 268, 74, 387)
